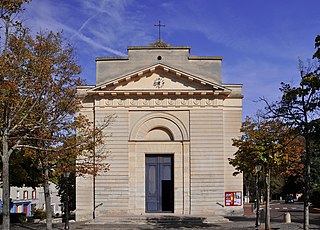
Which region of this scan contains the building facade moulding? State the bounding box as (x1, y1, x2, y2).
(89, 63, 231, 92)
(129, 112, 189, 141)
(96, 97, 221, 108)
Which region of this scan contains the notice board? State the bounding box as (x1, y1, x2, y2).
(225, 191, 242, 206)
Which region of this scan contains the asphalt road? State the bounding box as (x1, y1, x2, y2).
(267, 201, 320, 226)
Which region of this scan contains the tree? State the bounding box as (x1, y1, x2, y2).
(1, 1, 32, 228)
(229, 115, 304, 229)
(8, 149, 43, 188)
(0, 148, 44, 188)
(0, 1, 112, 229)
(263, 35, 320, 230)
(57, 173, 76, 217)
(22, 113, 111, 230)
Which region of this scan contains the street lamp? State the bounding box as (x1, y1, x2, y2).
(255, 165, 262, 227)
(64, 172, 70, 230)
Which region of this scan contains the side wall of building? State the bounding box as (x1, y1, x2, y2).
(76, 94, 94, 221)
(223, 85, 243, 214)
(189, 108, 225, 215)
(95, 108, 129, 215)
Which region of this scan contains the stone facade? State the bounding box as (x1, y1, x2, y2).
(76, 43, 243, 221)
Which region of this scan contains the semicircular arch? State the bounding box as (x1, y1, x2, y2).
(129, 112, 189, 141)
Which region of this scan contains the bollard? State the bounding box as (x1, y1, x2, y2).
(284, 212, 291, 223)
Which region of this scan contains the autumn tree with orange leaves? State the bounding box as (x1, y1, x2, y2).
(0, 1, 112, 229)
(229, 115, 304, 230)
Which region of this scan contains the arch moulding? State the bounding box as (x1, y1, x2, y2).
(129, 112, 189, 141)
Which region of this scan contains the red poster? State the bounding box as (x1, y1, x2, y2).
(225, 192, 234, 206)
(225, 191, 242, 206)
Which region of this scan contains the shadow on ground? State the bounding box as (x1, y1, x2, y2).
(224, 216, 256, 222)
(146, 215, 219, 229)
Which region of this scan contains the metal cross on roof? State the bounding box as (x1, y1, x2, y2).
(154, 20, 165, 41)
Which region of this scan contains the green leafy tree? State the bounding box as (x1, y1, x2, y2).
(8, 150, 43, 188)
(229, 115, 303, 229)
(270, 174, 285, 198)
(57, 173, 75, 219)
(263, 35, 320, 230)
(1, 149, 43, 188)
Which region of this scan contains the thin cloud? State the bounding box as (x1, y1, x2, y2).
(70, 13, 99, 40)
(21, 0, 320, 117)
(24, 0, 131, 56)
(75, 32, 125, 56)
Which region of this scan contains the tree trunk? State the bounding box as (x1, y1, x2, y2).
(265, 169, 271, 230)
(255, 173, 260, 227)
(304, 187, 310, 230)
(2, 135, 11, 230)
(44, 168, 53, 230)
(2, 17, 12, 230)
(304, 139, 311, 230)
(245, 175, 250, 203)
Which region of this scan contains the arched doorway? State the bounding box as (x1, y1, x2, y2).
(128, 112, 190, 214)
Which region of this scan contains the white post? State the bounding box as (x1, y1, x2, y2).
(284, 212, 291, 223)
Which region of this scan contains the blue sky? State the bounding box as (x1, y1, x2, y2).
(23, 0, 320, 118)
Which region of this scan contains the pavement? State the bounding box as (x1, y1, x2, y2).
(6, 214, 320, 230)
(5, 203, 320, 230)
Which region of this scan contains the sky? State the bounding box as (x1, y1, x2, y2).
(22, 0, 320, 118)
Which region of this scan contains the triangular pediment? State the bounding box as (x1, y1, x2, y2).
(88, 64, 231, 95)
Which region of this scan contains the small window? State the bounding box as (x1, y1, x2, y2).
(157, 56, 162, 60)
(16, 191, 20, 199)
(23, 191, 28, 200)
(32, 190, 36, 199)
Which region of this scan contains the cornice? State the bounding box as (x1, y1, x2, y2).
(90, 63, 230, 92)
(86, 90, 230, 97)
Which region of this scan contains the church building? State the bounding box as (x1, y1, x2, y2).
(76, 40, 243, 221)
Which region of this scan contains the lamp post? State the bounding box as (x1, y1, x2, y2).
(255, 165, 262, 227)
(64, 172, 70, 230)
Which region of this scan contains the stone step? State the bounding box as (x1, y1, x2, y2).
(86, 214, 229, 225)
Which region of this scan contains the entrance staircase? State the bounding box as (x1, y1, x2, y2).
(86, 214, 229, 229)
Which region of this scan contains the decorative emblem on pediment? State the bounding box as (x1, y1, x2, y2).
(153, 77, 165, 88)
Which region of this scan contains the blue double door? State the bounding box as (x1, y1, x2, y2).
(145, 155, 174, 212)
